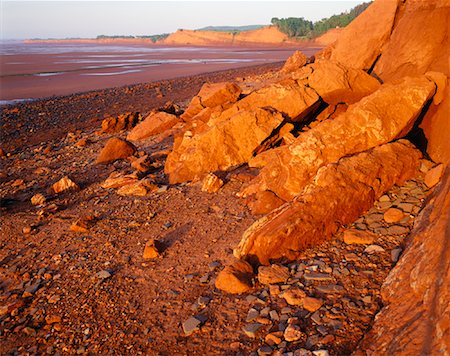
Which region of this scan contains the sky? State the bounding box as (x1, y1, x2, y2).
(1, 1, 365, 40)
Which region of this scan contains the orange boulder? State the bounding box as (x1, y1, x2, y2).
(127, 112, 179, 141)
(96, 137, 136, 164)
(281, 50, 308, 73)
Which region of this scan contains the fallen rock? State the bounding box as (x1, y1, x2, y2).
(96, 137, 136, 164)
(165, 108, 285, 184)
(101, 112, 140, 133)
(424, 163, 444, 188)
(284, 324, 305, 342)
(182, 316, 203, 336)
(181, 82, 242, 121)
(307, 60, 381, 105)
(52, 176, 79, 194)
(281, 50, 308, 73)
(343, 229, 376, 245)
(242, 323, 263, 338)
(356, 165, 450, 355)
(127, 112, 179, 141)
(201, 173, 224, 193)
(235, 140, 422, 265)
(303, 297, 323, 312)
(116, 179, 157, 197)
(215, 260, 254, 294)
(257, 264, 290, 285)
(31, 193, 46, 206)
(282, 288, 306, 306)
(383, 208, 405, 223)
(101, 172, 139, 189)
(243, 75, 435, 202)
(364, 245, 385, 254)
(143, 239, 161, 259)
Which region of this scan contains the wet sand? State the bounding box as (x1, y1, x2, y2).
(1, 43, 321, 101)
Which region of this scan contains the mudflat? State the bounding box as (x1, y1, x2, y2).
(0, 42, 320, 101)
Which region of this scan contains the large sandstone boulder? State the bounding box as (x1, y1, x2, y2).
(242, 75, 436, 202)
(307, 60, 381, 105)
(180, 82, 241, 121)
(127, 112, 179, 141)
(214, 79, 320, 123)
(234, 140, 422, 265)
(328, 0, 399, 70)
(355, 165, 450, 355)
(165, 108, 284, 184)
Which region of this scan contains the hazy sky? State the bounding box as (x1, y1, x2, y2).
(1, 1, 365, 39)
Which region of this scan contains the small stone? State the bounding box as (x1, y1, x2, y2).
(303, 272, 333, 282)
(282, 288, 306, 306)
(242, 323, 263, 338)
(379, 195, 390, 202)
(75, 138, 88, 147)
(284, 324, 305, 342)
(22, 226, 32, 234)
(52, 176, 79, 194)
(96, 270, 112, 279)
(397, 203, 414, 213)
(343, 229, 376, 245)
(269, 285, 281, 296)
(294, 349, 313, 356)
(246, 308, 259, 322)
(208, 261, 221, 271)
(383, 208, 405, 223)
(362, 296, 372, 304)
(31, 193, 46, 206)
(424, 164, 444, 188)
(182, 316, 202, 335)
(258, 264, 290, 285)
(70, 216, 96, 233)
(312, 350, 329, 356)
(310, 311, 322, 325)
(258, 345, 273, 355)
(265, 332, 283, 345)
(215, 260, 254, 294)
(199, 274, 210, 284)
(201, 173, 224, 193)
(22, 327, 36, 336)
(143, 240, 161, 259)
(315, 284, 345, 294)
(391, 248, 402, 262)
(386, 225, 410, 235)
(364, 245, 385, 254)
(45, 315, 61, 324)
(269, 310, 280, 321)
(303, 297, 323, 312)
(281, 307, 292, 314)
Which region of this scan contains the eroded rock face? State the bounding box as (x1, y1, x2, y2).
(328, 0, 399, 70)
(127, 112, 179, 141)
(355, 165, 450, 355)
(165, 108, 285, 184)
(243, 75, 435, 202)
(180, 82, 242, 121)
(234, 140, 422, 265)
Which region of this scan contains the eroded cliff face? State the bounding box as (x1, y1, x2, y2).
(162, 26, 293, 46)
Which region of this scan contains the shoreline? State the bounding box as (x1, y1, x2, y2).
(0, 61, 284, 152)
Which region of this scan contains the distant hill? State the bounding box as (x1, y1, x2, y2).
(196, 25, 265, 33)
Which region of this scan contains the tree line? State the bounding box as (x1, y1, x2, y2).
(271, 2, 371, 39)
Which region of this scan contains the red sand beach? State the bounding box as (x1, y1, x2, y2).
(0, 42, 321, 102)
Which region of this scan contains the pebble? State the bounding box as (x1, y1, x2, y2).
(312, 350, 329, 356)
(383, 208, 405, 223)
(208, 261, 221, 271)
(304, 272, 333, 282)
(315, 284, 345, 294)
(284, 324, 304, 342)
(391, 248, 402, 262)
(265, 332, 282, 345)
(246, 308, 259, 322)
(242, 323, 263, 338)
(31, 193, 46, 206)
(387, 225, 410, 235)
(303, 297, 323, 312)
(270, 310, 280, 321)
(257, 345, 273, 355)
(182, 316, 202, 335)
(282, 288, 306, 306)
(96, 270, 112, 279)
(343, 229, 376, 245)
(364, 245, 385, 254)
(22, 226, 32, 234)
